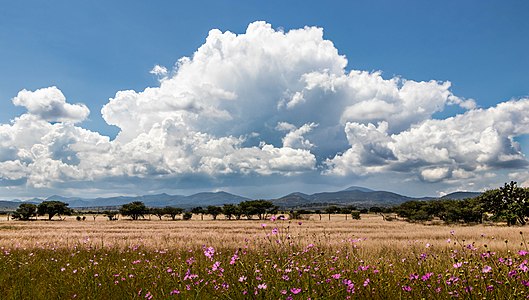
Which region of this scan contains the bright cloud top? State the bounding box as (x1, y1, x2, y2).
(0, 22, 527, 192)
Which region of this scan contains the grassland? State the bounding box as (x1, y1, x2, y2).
(1, 214, 529, 299)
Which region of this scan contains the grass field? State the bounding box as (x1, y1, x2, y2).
(1, 214, 529, 299)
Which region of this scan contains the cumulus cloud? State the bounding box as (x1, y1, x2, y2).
(1, 21, 528, 196)
(12, 86, 89, 123)
(326, 99, 529, 182)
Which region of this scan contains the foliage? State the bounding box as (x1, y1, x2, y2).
(206, 206, 223, 220)
(182, 212, 193, 220)
(37, 201, 73, 220)
(163, 206, 184, 220)
(238, 200, 278, 220)
(102, 211, 118, 221)
(222, 204, 241, 220)
(350, 211, 361, 220)
(11, 203, 38, 221)
(395, 198, 483, 223)
(191, 207, 205, 220)
(119, 202, 148, 220)
(480, 181, 529, 226)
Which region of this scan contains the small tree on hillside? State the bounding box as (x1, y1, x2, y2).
(120, 201, 148, 220)
(37, 201, 72, 220)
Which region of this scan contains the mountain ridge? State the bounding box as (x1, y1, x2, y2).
(0, 187, 482, 209)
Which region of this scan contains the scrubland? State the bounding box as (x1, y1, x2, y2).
(1, 214, 528, 299)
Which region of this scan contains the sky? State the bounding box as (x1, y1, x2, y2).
(1, 1, 529, 199)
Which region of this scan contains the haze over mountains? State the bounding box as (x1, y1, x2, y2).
(0, 186, 482, 210)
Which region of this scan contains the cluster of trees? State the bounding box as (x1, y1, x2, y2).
(395, 182, 529, 226)
(11, 201, 73, 221)
(190, 200, 279, 220)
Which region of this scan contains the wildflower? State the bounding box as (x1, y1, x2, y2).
(291, 288, 302, 294)
(257, 283, 267, 289)
(331, 273, 341, 279)
(486, 285, 494, 291)
(270, 215, 277, 221)
(402, 285, 412, 292)
(363, 278, 370, 287)
(409, 273, 419, 280)
(421, 273, 433, 281)
(519, 250, 529, 256)
(61, 268, 66, 272)
(482, 265, 492, 273)
(230, 253, 239, 265)
(261, 223, 267, 228)
(170, 289, 180, 295)
(298, 221, 302, 225)
(272, 228, 279, 235)
(238, 276, 247, 282)
(453, 262, 462, 268)
(280, 290, 287, 295)
(204, 246, 215, 260)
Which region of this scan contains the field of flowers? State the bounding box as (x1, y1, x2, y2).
(1, 215, 529, 299)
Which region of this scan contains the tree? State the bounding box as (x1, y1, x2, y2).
(480, 181, 529, 226)
(120, 201, 148, 220)
(239, 200, 278, 220)
(191, 207, 205, 220)
(151, 207, 166, 220)
(12, 203, 37, 220)
(324, 205, 340, 220)
(206, 205, 223, 220)
(182, 212, 193, 220)
(222, 204, 240, 220)
(103, 210, 118, 221)
(164, 206, 184, 220)
(37, 201, 72, 220)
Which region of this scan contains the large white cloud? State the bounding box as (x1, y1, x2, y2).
(12, 86, 89, 123)
(326, 99, 529, 181)
(1, 21, 528, 195)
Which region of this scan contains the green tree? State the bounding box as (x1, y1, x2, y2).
(12, 203, 38, 220)
(164, 206, 184, 220)
(37, 201, 72, 220)
(238, 200, 278, 220)
(206, 205, 223, 220)
(480, 181, 529, 226)
(151, 207, 166, 220)
(191, 207, 205, 220)
(324, 205, 340, 220)
(120, 201, 148, 220)
(222, 204, 240, 220)
(103, 210, 118, 221)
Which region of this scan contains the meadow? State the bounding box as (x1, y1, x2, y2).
(1, 214, 528, 299)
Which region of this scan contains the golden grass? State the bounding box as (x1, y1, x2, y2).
(0, 214, 526, 252)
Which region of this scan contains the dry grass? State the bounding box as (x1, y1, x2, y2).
(0, 213, 526, 252)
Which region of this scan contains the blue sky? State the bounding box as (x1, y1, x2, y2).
(1, 1, 529, 199)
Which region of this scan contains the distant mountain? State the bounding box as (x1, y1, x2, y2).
(341, 186, 375, 193)
(35, 191, 249, 209)
(0, 200, 40, 210)
(272, 188, 414, 209)
(0, 187, 483, 210)
(441, 191, 482, 200)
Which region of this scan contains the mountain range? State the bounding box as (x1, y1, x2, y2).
(0, 186, 482, 210)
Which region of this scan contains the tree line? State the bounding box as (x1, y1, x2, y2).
(10, 182, 529, 225)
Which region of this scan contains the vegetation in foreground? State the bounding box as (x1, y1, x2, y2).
(2, 217, 529, 299)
